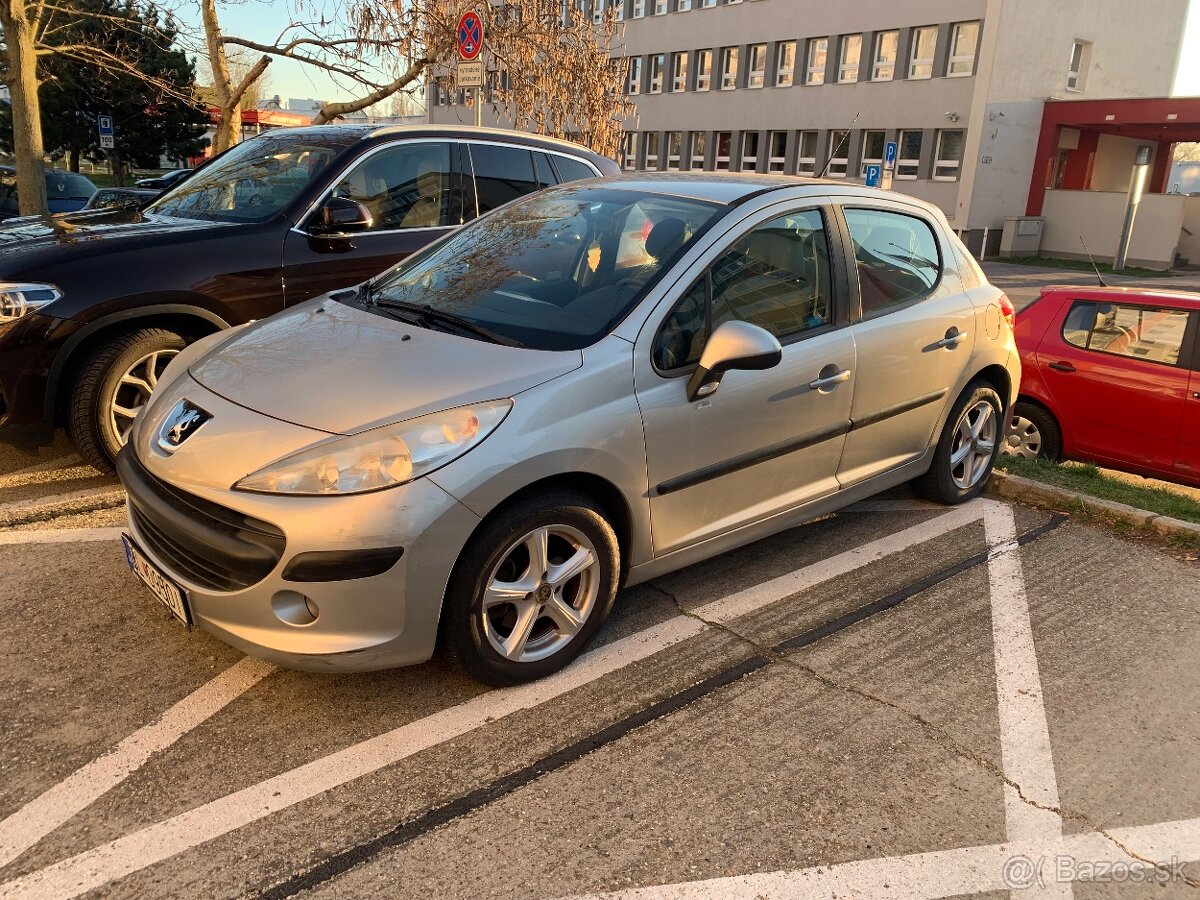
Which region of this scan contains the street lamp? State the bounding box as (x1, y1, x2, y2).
(1113, 145, 1153, 273)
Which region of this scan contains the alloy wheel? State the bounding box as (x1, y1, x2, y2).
(108, 348, 178, 445)
(949, 399, 998, 490)
(481, 524, 601, 664)
(1003, 414, 1043, 460)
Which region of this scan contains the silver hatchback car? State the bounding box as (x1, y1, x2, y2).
(118, 175, 1019, 685)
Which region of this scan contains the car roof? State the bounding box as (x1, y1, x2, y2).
(254, 124, 610, 160)
(1043, 284, 1200, 310)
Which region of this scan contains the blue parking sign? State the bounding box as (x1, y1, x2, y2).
(865, 165, 882, 188)
(98, 115, 113, 136)
(884, 141, 897, 169)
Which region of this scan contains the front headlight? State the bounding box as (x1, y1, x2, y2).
(233, 400, 513, 495)
(0, 283, 62, 322)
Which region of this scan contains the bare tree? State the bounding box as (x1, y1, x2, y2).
(1, 0, 195, 216)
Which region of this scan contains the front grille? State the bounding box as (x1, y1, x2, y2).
(119, 449, 285, 592)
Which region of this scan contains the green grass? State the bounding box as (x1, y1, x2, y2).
(997, 455, 1200, 525)
(995, 256, 1173, 279)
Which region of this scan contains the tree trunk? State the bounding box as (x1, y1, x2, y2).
(199, 0, 240, 153)
(0, 0, 49, 217)
(69, 148, 81, 173)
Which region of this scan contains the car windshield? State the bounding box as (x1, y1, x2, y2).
(363, 186, 723, 351)
(45, 172, 95, 201)
(145, 132, 354, 223)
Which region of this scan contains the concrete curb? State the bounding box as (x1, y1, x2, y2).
(985, 470, 1200, 543)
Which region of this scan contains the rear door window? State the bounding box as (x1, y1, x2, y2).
(1061, 300, 1191, 367)
(470, 143, 538, 214)
(842, 207, 941, 316)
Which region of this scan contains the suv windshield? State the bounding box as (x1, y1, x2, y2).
(146, 132, 356, 223)
(364, 186, 723, 351)
(45, 172, 95, 201)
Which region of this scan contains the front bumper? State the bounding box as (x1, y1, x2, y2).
(119, 379, 482, 672)
(0, 313, 69, 445)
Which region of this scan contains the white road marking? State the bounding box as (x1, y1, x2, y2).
(0, 527, 126, 545)
(0, 657, 274, 871)
(983, 504, 1071, 897)
(0, 504, 985, 899)
(567, 817, 1200, 899)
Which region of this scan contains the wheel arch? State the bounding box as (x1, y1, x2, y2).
(47, 305, 229, 425)
(972, 363, 1014, 411)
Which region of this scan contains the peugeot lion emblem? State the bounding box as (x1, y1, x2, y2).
(156, 400, 212, 453)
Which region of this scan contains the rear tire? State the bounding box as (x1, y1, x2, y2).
(1004, 401, 1062, 462)
(443, 491, 620, 686)
(67, 328, 185, 472)
(915, 381, 1004, 505)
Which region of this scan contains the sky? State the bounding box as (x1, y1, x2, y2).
(179, 0, 1200, 106)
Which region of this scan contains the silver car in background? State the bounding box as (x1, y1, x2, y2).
(117, 175, 1019, 685)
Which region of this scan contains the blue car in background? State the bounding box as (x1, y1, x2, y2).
(0, 165, 98, 220)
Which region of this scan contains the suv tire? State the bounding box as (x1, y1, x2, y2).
(67, 328, 185, 472)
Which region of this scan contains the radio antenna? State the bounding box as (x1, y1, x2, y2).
(818, 112, 860, 179)
(1079, 234, 1108, 287)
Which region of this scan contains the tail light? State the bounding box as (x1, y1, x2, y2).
(998, 293, 1016, 329)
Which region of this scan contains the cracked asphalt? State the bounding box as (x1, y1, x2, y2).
(1, 445, 1198, 898)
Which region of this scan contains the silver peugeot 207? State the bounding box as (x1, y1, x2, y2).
(118, 174, 1019, 685)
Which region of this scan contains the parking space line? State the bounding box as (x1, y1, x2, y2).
(0, 527, 126, 545)
(0, 657, 275, 871)
(0, 504, 985, 899)
(983, 504, 1071, 897)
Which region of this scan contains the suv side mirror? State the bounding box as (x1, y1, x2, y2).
(686, 320, 782, 402)
(312, 197, 373, 236)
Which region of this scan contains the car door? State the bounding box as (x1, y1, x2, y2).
(835, 203, 976, 487)
(635, 202, 856, 555)
(1179, 336, 1200, 483)
(1039, 298, 1194, 475)
(281, 139, 469, 305)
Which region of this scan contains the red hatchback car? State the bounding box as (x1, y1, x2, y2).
(1006, 286, 1200, 487)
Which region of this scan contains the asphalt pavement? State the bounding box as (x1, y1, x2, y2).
(1, 449, 1197, 898)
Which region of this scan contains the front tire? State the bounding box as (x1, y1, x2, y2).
(67, 328, 185, 472)
(443, 492, 620, 686)
(915, 381, 1004, 505)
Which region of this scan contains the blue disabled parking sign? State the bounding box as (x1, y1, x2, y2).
(865, 165, 882, 188)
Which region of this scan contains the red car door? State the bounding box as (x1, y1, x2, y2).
(1039, 298, 1192, 475)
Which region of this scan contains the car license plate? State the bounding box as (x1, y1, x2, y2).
(122, 533, 191, 626)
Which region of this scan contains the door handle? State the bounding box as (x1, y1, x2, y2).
(935, 328, 968, 348)
(1048, 361, 1077, 373)
(809, 369, 852, 390)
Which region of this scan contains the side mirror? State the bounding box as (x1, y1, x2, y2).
(686, 320, 782, 402)
(312, 197, 373, 236)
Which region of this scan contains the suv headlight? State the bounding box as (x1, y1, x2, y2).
(233, 400, 512, 495)
(0, 283, 62, 322)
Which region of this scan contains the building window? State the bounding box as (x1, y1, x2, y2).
(720, 46, 739, 89)
(827, 130, 849, 177)
(648, 53, 665, 93)
(768, 131, 788, 172)
(934, 129, 964, 180)
(741, 132, 760, 171)
(632, 0, 645, 17)
(715, 131, 732, 170)
(623, 131, 637, 170)
(805, 38, 827, 85)
(861, 130, 885, 175)
(695, 49, 713, 91)
(644, 132, 661, 170)
(796, 130, 818, 175)
(671, 51, 689, 92)
(896, 130, 922, 179)
(908, 26, 937, 79)
(838, 34, 861, 83)
(747, 43, 767, 88)
(677, 0, 692, 10)
(627, 56, 642, 94)
(654, 0, 667, 14)
(666, 131, 683, 169)
(775, 40, 796, 86)
(948, 22, 979, 77)
(1067, 40, 1090, 91)
(690, 131, 707, 170)
(700, 0, 716, 7)
(872, 30, 898, 81)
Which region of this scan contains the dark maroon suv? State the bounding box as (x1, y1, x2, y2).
(0, 125, 617, 470)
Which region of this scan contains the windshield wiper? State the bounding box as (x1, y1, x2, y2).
(372, 298, 522, 347)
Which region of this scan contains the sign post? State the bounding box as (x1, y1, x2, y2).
(881, 140, 897, 190)
(457, 10, 485, 128)
(98, 115, 114, 150)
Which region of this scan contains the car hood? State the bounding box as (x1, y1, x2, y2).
(0, 210, 230, 259)
(188, 298, 584, 435)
